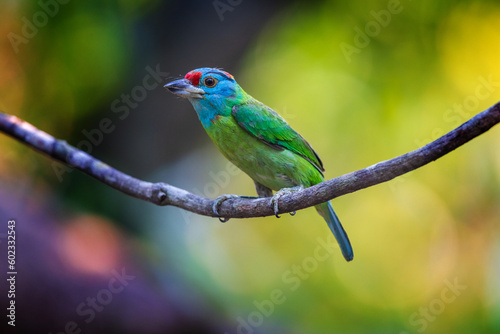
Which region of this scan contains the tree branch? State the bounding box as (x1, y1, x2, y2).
(1, 102, 499, 219)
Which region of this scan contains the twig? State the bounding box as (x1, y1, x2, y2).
(1, 102, 499, 219)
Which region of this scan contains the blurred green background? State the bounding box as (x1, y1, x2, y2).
(1, 0, 499, 333)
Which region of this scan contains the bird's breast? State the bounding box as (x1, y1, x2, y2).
(204, 116, 322, 190)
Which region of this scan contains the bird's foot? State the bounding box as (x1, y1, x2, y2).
(270, 186, 304, 218)
(213, 194, 239, 222)
(212, 194, 257, 222)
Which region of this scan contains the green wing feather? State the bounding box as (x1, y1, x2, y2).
(232, 101, 324, 174)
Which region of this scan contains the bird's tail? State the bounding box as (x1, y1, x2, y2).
(315, 201, 354, 262)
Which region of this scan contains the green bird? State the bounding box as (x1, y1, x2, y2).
(165, 68, 353, 261)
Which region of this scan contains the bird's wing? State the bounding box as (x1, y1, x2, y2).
(232, 102, 324, 173)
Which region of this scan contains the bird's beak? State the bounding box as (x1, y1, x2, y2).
(164, 79, 205, 99)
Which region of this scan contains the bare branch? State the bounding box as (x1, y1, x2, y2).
(1, 102, 499, 219)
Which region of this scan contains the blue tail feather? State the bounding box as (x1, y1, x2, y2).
(316, 202, 354, 262)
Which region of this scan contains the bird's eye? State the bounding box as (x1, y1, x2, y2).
(203, 77, 218, 88)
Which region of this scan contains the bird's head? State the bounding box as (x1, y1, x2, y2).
(164, 68, 247, 127)
(164, 68, 244, 109)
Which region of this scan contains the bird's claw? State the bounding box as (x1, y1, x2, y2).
(269, 186, 304, 218)
(212, 194, 240, 222)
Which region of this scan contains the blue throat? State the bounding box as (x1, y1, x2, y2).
(189, 94, 239, 129)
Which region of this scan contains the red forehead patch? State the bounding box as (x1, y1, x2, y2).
(185, 71, 202, 86)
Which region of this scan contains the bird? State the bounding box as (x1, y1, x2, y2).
(164, 68, 353, 262)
